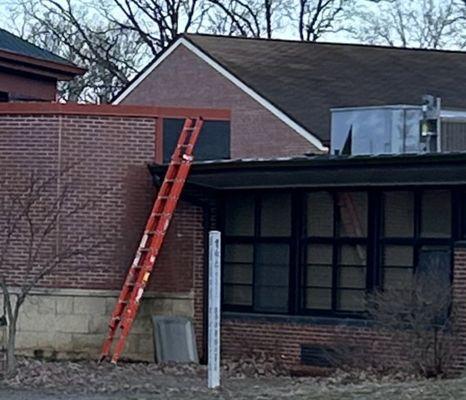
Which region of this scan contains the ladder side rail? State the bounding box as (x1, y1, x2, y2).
(106, 117, 204, 363)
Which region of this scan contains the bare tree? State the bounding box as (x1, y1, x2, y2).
(101, 0, 206, 54)
(2, 0, 354, 102)
(205, 0, 287, 38)
(9, 0, 149, 103)
(295, 0, 349, 41)
(350, 0, 466, 49)
(366, 258, 458, 377)
(0, 167, 102, 375)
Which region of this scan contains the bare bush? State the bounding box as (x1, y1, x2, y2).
(365, 257, 458, 377)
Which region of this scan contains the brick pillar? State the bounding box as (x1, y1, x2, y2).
(452, 243, 466, 371)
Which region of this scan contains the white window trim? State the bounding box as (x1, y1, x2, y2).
(113, 37, 327, 152)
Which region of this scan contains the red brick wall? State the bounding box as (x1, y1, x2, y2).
(196, 243, 466, 371)
(452, 244, 466, 371)
(0, 69, 57, 101)
(121, 45, 323, 158)
(0, 113, 202, 293)
(221, 317, 400, 368)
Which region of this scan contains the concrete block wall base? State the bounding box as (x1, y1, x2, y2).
(0, 288, 194, 362)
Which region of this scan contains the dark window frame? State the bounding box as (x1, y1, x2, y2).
(301, 190, 370, 317)
(221, 190, 295, 314)
(220, 186, 462, 318)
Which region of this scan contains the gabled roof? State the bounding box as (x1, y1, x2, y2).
(0, 28, 85, 78)
(115, 33, 466, 145)
(0, 28, 72, 65)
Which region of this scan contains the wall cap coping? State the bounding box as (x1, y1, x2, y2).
(5, 286, 194, 299)
(0, 103, 230, 121)
(222, 312, 374, 328)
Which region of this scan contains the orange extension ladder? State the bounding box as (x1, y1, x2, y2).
(99, 117, 204, 364)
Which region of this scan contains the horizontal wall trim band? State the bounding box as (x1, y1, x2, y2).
(4, 286, 194, 299)
(222, 311, 373, 328)
(0, 103, 231, 121)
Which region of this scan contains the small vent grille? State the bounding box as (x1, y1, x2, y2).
(300, 345, 337, 367)
(442, 121, 466, 152)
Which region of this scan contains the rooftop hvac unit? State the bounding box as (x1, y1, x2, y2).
(330, 96, 466, 156)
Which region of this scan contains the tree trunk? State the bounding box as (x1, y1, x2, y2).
(6, 321, 16, 375)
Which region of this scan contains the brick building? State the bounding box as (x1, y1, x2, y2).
(4, 34, 466, 371)
(0, 28, 85, 101)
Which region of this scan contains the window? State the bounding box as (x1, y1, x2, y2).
(421, 190, 451, 238)
(381, 190, 452, 290)
(304, 191, 368, 313)
(222, 192, 291, 313)
(223, 244, 253, 306)
(221, 188, 455, 317)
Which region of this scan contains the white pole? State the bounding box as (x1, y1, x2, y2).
(208, 230, 221, 389)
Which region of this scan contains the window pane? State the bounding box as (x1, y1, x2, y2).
(306, 244, 333, 288)
(338, 267, 366, 289)
(307, 192, 333, 237)
(224, 244, 253, 263)
(261, 193, 291, 237)
(307, 244, 333, 265)
(254, 243, 289, 312)
(224, 263, 252, 284)
(225, 192, 254, 236)
(417, 246, 451, 285)
(337, 289, 365, 311)
(255, 287, 289, 312)
(337, 192, 368, 237)
(338, 245, 366, 289)
(383, 245, 413, 267)
(306, 266, 332, 288)
(421, 190, 451, 238)
(340, 244, 366, 266)
(384, 191, 414, 237)
(305, 288, 332, 310)
(224, 285, 252, 306)
(383, 268, 413, 290)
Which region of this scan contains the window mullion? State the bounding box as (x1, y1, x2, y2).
(331, 191, 339, 312)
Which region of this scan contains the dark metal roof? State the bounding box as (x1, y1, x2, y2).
(150, 152, 466, 190)
(0, 28, 74, 66)
(183, 34, 466, 144)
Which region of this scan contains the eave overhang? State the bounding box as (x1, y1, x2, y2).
(149, 152, 466, 190)
(0, 49, 86, 81)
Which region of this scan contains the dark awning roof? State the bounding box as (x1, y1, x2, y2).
(149, 152, 466, 190)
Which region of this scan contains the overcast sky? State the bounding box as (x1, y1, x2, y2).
(0, 0, 371, 45)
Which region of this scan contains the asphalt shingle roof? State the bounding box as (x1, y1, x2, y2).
(0, 28, 74, 66)
(185, 34, 466, 143)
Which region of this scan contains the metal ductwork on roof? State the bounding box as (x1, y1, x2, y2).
(330, 96, 466, 156)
